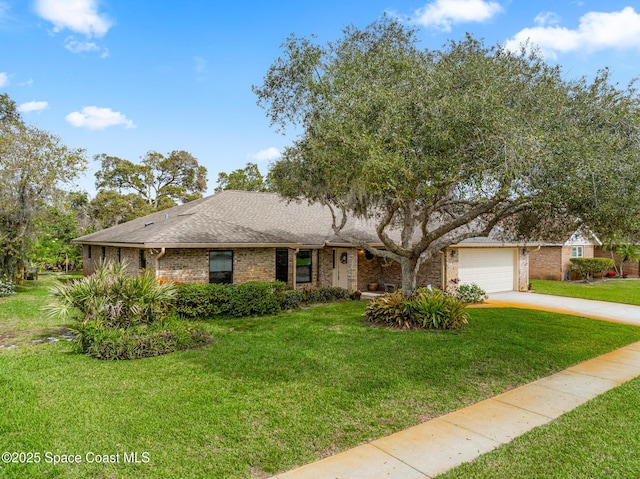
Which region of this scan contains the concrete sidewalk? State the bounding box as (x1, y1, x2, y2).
(270, 294, 640, 479)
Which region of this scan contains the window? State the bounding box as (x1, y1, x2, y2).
(209, 250, 233, 284)
(117, 248, 121, 262)
(88, 245, 92, 259)
(275, 248, 289, 283)
(296, 249, 312, 283)
(140, 249, 146, 269)
(572, 246, 584, 258)
(101, 246, 106, 260)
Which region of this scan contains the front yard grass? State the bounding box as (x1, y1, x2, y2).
(531, 278, 640, 305)
(438, 374, 640, 479)
(2, 277, 640, 478)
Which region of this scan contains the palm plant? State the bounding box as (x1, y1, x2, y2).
(46, 259, 177, 328)
(615, 241, 640, 277)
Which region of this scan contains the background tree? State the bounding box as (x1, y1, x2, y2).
(255, 18, 640, 294)
(89, 190, 155, 229)
(94, 150, 208, 210)
(31, 191, 99, 271)
(0, 94, 86, 278)
(214, 162, 269, 193)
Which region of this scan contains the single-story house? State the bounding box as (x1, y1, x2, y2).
(73, 190, 530, 293)
(528, 229, 601, 281)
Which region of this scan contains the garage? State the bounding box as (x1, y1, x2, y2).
(457, 248, 517, 293)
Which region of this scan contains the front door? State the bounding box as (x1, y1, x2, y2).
(333, 248, 349, 289)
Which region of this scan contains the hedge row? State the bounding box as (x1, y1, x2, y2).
(175, 282, 350, 319)
(570, 257, 615, 278)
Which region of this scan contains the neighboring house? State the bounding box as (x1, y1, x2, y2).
(528, 229, 601, 281)
(594, 246, 640, 277)
(73, 190, 529, 293)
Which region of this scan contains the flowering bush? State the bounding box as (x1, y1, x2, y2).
(455, 283, 488, 303)
(0, 275, 16, 297)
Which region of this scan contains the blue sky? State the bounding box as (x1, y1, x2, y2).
(2, 0, 640, 196)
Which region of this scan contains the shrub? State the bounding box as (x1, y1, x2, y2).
(175, 281, 287, 319)
(279, 289, 306, 310)
(364, 291, 410, 328)
(45, 260, 212, 360)
(75, 316, 213, 360)
(365, 289, 468, 330)
(407, 291, 469, 329)
(46, 260, 177, 328)
(0, 275, 16, 297)
(229, 282, 286, 317)
(175, 283, 234, 318)
(455, 283, 488, 303)
(570, 257, 615, 280)
(306, 286, 349, 303)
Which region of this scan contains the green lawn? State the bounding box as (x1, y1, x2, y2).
(2, 277, 640, 478)
(438, 375, 640, 479)
(531, 279, 640, 305)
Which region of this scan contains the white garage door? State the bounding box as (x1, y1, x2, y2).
(458, 248, 516, 293)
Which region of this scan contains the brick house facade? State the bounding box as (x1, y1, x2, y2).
(76, 191, 529, 293)
(528, 229, 601, 281)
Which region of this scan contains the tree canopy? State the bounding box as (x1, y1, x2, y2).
(254, 18, 640, 293)
(0, 94, 87, 277)
(214, 162, 269, 193)
(94, 150, 208, 209)
(92, 150, 208, 228)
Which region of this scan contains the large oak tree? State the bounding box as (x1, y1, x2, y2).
(254, 18, 640, 294)
(94, 150, 208, 210)
(91, 150, 208, 228)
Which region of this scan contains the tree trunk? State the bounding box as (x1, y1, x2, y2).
(400, 257, 419, 296)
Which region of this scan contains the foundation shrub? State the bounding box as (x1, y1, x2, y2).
(175, 281, 287, 319)
(306, 286, 349, 303)
(570, 257, 615, 280)
(279, 289, 306, 310)
(229, 282, 286, 317)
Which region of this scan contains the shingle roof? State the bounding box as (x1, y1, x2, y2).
(73, 190, 381, 247)
(73, 190, 519, 249)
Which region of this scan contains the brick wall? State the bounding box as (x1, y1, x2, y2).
(529, 246, 563, 281)
(154, 249, 209, 283)
(233, 248, 277, 284)
(357, 251, 443, 292)
(529, 245, 597, 281)
(82, 245, 143, 276)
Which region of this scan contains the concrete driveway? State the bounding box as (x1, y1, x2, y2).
(488, 291, 640, 325)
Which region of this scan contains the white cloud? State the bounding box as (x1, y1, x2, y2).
(64, 37, 109, 57)
(34, 0, 112, 37)
(17, 100, 48, 113)
(65, 38, 100, 53)
(0, 1, 10, 19)
(194, 56, 207, 74)
(413, 0, 503, 31)
(65, 106, 135, 130)
(0, 72, 8, 87)
(506, 7, 640, 58)
(249, 147, 281, 162)
(534, 12, 561, 27)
